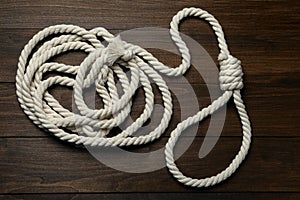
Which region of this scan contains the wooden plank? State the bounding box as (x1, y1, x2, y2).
(0, 193, 299, 200)
(1, 83, 299, 137)
(0, 0, 299, 31)
(0, 137, 299, 193)
(1, 27, 299, 84)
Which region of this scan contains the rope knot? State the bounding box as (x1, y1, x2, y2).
(218, 54, 244, 91)
(105, 35, 134, 65)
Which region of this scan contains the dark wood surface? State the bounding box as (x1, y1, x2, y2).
(0, 0, 299, 199)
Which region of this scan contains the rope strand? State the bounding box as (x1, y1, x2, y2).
(16, 7, 251, 187)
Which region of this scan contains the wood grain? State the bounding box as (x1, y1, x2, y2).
(0, 137, 299, 193)
(0, 0, 299, 199)
(0, 193, 299, 200)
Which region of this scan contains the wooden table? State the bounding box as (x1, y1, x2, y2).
(0, 0, 299, 199)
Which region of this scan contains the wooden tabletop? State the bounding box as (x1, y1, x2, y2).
(0, 0, 299, 199)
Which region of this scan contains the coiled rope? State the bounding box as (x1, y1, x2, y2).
(16, 7, 251, 187)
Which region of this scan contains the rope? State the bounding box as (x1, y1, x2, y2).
(16, 7, 251, 187)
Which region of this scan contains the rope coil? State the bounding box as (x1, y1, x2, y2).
(16, 7, 251, 187)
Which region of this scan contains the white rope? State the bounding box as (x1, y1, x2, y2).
(16, 7, 251, 187)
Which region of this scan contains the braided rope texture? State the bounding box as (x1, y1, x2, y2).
(16, 7, 251, 188)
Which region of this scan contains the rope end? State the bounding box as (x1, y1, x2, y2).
(106, 35, 133, 65)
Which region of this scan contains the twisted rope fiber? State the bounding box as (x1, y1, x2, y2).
(16, 7, 251, 187)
